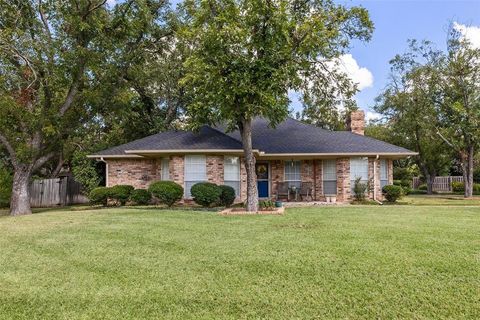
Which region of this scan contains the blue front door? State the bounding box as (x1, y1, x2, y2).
(256, 162, 269, 198)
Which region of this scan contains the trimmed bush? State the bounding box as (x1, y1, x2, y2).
(130, 189, 152, 205)
(110, 185, 134, 206)
(148, 181, 183, 207)
(218, 185, 236, 207)
(382, 185, 403, 203)
(89, 187, 110, 206)
(190, 182, 222, 207)
(452, 181, 464, 192)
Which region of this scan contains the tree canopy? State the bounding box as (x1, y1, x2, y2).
(179, 0, 373, 211)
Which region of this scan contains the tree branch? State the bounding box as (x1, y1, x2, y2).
(33, 152, 55, 172)
(59, 58, 86, 116)
(0, 132, 18, 166)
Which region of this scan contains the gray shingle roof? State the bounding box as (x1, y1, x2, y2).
(216, 117, 414, 154)
(93, 126, 243, 156)
(91, 117, 415, 157)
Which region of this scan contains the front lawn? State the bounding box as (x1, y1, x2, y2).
(0, 206, 479, 319)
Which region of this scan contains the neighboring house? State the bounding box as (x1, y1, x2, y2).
(88, 111, 416, 202)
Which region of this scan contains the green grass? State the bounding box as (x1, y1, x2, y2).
(0, 206, 479, 319)
(400, 194, 480, 206)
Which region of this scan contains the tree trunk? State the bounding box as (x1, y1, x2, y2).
(463, 145, 474, 198)
(239, 118, 258, 212)
(10, 165, 33, 216)
(425, 173, 435, 195)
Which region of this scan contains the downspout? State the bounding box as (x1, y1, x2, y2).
(373, 155, 383, 205)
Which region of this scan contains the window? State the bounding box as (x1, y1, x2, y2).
(284, 161, 301, 188)
(184, 155, 207, 198)
(380, 159, 388, 188)
(161, 158, 170, 181)
(323, 159, 337, 195)
(224, 156, 240, 196)
(350, 157, 369, 191)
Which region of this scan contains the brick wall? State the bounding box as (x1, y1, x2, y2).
(106, 155, 393, 203)
(314, 160, 323, 201)
(107, 159, 159, 189)
(270, 160, 284, 197)
(207, 156, 224, 185)
(336, 158, 350, 202)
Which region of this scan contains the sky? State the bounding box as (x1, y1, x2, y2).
(112, 0, 480, 121)
(333, 0, 480, 121)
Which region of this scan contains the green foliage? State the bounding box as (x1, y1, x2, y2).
(259, 200, 275, 211)
(0, 164, 12, 207)
(382, 185, 403, 203)
(352, 177, 369, 202)
(130, 189, 152, 206)
(71, 151, 101, 194)
(452, 181, 464, 192)
(374, 40, 452, 192)
(181, 0, 373, 132)
(190, 183, 222, 207)
(452, 182, 480, 194)
(89, 187, 110, 206)
(218, 185, 236, 207)
(148, 181, 183, 207)
(418, 184, 427, 191)
(109, 185, 134, 206)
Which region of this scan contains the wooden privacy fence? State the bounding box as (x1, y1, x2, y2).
(412, 176, 463, 192)
(30, 176, 89, 207)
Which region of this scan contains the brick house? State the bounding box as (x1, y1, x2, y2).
(88, 111, 416, 202)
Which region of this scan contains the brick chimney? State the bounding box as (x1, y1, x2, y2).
(346, 110, 365, 135)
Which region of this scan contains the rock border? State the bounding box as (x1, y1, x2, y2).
(220, 207, 285, 215)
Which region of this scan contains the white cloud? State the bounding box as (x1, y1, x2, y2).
(335, 54, 374, 91)
(365, 110, 382, 122)
(453, 22, 480, 49)
(106, 0, 117, 7)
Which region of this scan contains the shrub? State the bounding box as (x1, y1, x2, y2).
(382, 185, 403, 203)
(474, 183, 480, 194)
(89, 187, 110, 206)
(452, 181, 464, 192)
(109, 185, 134, 206)
(352, 177, 370, 201)
(452, 181, 480, 194)
(218, 185, 236, 207)
(148, 181, 183, 207)
(71, 150, 101, 194)
(259, 200, 275, 210)
(401, 186, 412, 195)
(130, 189, 152, 205)
(190, 182, 222, 207)
(418, 184, 427, 191)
